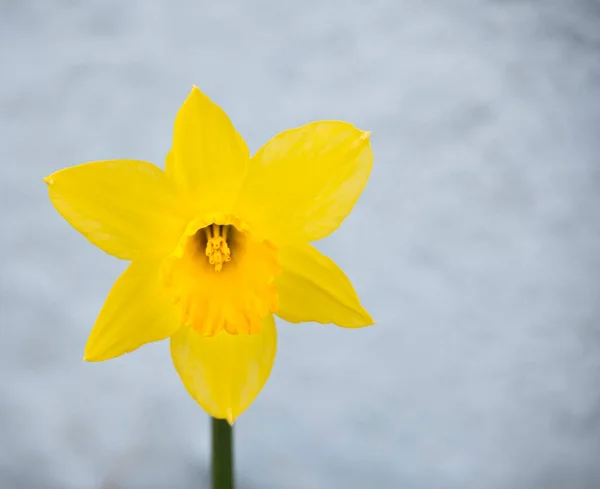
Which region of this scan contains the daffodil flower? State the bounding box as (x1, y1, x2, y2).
(45, 86, 374, 423)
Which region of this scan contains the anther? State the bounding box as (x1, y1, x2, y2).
(205, 224, 231, 272)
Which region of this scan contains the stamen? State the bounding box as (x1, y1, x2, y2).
(205, 224, 231, 272)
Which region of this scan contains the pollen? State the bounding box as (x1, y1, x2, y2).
(205, 224, 231, 272)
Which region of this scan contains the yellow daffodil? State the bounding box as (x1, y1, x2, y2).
(45, 86, 374, 423)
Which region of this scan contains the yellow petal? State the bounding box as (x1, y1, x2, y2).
(45, 160, 187, 260)
(170, 314, 277, 424)
(169, 86, 250, 214)
(165, 149, 174, 174)
(276, 244, 373, 327)
(84, 260, 181, 361)
(235, 121, 372, 243)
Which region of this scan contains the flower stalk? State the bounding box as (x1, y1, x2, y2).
(212, 417, 234, 489)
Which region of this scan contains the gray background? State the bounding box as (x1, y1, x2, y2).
(1, 0, 599, 488)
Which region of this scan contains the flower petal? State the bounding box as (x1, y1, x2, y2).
(45, 160, 187, 260)
(235, 121, 372, 243)
(170, 314, 277, 424)
(169, 86, 250, 214)
(276, 244, 373, 328)
(84, 260, 181, 362)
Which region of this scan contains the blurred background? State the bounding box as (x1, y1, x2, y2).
(1, 0, 600, 488)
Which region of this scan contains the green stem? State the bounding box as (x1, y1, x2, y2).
(211, 417, 234, 489)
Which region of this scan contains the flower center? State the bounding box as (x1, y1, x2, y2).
(162, 216, 280, 336)
(204, 224, 232, 272)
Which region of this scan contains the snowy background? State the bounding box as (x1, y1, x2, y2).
(1, 0, 600, 488)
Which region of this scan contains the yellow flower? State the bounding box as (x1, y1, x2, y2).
(45, 86, 374, 423)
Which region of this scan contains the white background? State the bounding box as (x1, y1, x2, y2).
(1, 1, 599, 488)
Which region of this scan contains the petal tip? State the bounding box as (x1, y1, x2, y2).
(340, 306, 375, 328)
(190, 85, 203, 96)
(83, 342, 105, 362)
(83, 350, 98, 362)
(363, 308, 375, 325)
(350, 315, 375, 328)
(360, 130, 372, 141)
(43, 175, 54, 185)
(226, 409, 235, 425)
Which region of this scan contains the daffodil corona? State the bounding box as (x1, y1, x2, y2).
(45, 87, 374, 423)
